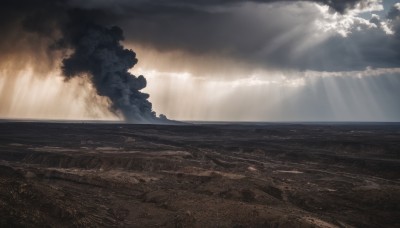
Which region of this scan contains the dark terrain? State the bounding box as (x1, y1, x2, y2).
(0, 122, 399, 227)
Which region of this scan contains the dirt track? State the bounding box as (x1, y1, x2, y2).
(0, 122, 399, 227)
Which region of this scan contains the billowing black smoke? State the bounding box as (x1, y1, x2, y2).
(60, 21, 157, 122)
(0, 1, 169, 123)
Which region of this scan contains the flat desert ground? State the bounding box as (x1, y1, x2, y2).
(0, 122, 399, 227)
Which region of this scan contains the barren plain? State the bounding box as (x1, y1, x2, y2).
(0, 122, 399, 227)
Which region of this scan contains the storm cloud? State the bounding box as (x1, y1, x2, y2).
(1, 0, 396, 73)
(116, 0, 399, 71)
(66, 0, 400, 71)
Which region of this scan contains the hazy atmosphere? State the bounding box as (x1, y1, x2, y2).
(1, 0, 400, 122)
(1, 2, 400, 227)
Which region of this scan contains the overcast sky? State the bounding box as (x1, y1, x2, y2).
(0, 0, 399, 121)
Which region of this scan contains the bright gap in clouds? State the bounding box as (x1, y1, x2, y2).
(137, 66, 400, 122)
(2, 63, 399, 122)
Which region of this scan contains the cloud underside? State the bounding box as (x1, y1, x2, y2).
(120, 1, 400, 72)
(69, 0, 400, 72)
(1, 0, 399, 74)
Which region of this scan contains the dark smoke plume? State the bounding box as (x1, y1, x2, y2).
(60, 20, 157, 122)
(53, 9, 170, 123)
(1, 1, 168, 123)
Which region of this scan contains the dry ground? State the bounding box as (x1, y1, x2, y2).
(0, 122, 399, 227)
